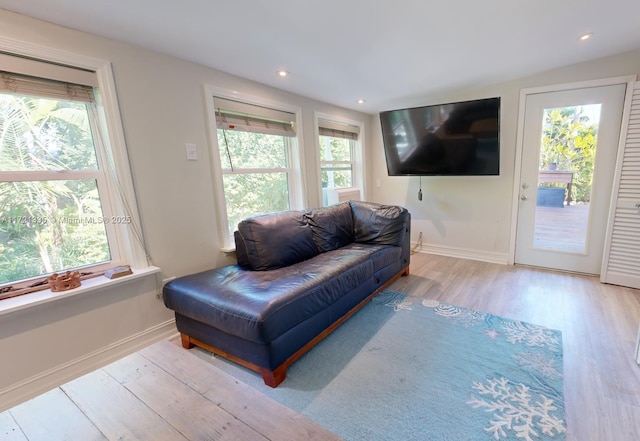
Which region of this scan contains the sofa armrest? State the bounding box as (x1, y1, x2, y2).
(235, 210, 319, 271)
(350, 201, 409, 246)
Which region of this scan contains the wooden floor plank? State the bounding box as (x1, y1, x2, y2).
(8, 388, 106, 441)
(0, 411, 27, 441)
(61, 368, 189, 441)
(140, 340, 342, 441)
(103, 352, 268, 441)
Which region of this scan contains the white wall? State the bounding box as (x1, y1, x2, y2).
(0, 9, 371, 410)
(0, 276, 171, 411)
(368, 48, 640, 263)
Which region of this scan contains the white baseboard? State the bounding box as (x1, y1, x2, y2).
(0, 319, 177, 412)
(414, 242, 510, 265)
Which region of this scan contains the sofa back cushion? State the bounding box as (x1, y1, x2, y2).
(305, 202, 354, 252)
(235, 210, 319, 270)
(350, 200, 409, 246)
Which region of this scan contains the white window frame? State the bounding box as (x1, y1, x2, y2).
(204, 86, 305, 249)
(314, 112, 365, 205)
(0, 36, 150, 293)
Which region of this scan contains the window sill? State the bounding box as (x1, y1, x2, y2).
(220, 246, 236, 255)
(0, 266, 161, 317)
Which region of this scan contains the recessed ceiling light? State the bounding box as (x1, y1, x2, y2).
(276, 70, 289, 77)
(357, 99, 366, 104)
(579, 33, 593, 41)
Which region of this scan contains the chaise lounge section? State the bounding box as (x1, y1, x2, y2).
(163, 200, 410, 387)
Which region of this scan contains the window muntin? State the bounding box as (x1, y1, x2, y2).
(0, 80, 116, 287)
(320, 135, 353, 162)
(320, 135, 354, 191)
(317, 116, 363, 207)
(216, 126, 293, 237)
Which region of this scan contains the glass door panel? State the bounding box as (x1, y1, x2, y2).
(532, 105, 601, 253)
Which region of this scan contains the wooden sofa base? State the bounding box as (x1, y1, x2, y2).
(180, 265, 409, 387)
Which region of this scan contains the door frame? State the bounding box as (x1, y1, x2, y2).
(508, 75, 636, 266)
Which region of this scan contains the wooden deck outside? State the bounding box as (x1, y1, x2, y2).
(533, 204, 590, 252)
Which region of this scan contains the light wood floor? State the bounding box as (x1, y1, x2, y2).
(2, 252, 640, 441)
(0, 340, 341, 441)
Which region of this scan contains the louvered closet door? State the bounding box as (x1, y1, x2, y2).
(601, 81, 640, 289)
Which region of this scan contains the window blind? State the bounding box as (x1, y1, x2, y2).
(0, 52, 96, 103)
(214, 97, 296, 136)
(0, 71, 95, 103)
(318, 119, 360, 140)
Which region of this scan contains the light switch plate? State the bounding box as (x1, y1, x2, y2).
(186, 143, 198, 161)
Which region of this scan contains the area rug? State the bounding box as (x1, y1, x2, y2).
(194, 291, 566, 441)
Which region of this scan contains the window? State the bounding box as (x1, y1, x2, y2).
(318, 117, 362, 206)
(0, 53, 144, 299)
(212, 96, 300, 243)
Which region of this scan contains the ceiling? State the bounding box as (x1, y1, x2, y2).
(1, 0, 639, 113)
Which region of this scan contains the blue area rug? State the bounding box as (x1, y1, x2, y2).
(195, 291, 565, 441)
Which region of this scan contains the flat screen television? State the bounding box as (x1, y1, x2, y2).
(380, 97, 500, 176)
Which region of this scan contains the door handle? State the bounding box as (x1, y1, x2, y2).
(521, 195, 528, 201)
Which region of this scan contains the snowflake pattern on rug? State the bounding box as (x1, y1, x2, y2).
(514, 352, 562, 380)
(468, 377, 566, 441)
(485, 329, 500, 339)
(420, 299, 565, 440)
(426, 300, 488, 327)
(501, 320, 560, 351)
(372, 290, 413, 311)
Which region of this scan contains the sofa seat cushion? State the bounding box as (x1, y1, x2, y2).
(340, 243, 402, 272)
(163, 245, 401, 344)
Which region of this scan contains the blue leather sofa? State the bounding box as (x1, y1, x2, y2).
(163, 200, 411, 387)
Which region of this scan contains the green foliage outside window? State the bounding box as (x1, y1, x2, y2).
(0, 95, 110, 285)
(222, 173, 289, 235)
(320, 136, 351, 162)
(320, 136, 353, 189)
(218, 130, 286, 170)
(539, 106, 600, 203)
(217, 129, 290, 235)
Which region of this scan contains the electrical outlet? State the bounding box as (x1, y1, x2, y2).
(157, 276, 176, 299)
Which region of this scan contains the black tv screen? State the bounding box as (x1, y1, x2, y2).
(380, 97, 500, 176)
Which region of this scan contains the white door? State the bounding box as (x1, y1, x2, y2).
(515, 84, 626, 274)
